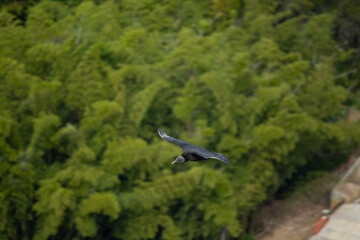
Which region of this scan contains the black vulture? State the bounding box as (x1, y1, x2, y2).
(158, 128, 231, 165)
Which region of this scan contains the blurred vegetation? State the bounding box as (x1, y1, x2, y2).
(1, 0, 360, 239)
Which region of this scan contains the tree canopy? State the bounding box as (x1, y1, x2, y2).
(1, 0, 360, 239)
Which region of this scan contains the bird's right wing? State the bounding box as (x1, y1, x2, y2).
(191, 148, 232, 165)
(206, 153, 232, 165)
(158, 128, 193, 150)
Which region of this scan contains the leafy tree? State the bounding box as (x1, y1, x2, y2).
(0, 0, 360, 239)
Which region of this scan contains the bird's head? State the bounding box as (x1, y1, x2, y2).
(172, 156, 185, 165)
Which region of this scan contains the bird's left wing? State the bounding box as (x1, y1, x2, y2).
(158, 128, 193, 150)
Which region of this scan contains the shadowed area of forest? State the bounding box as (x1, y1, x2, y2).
(1, 0, 360, 239)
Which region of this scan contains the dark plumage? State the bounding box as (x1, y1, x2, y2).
(158, 128, 231, 165)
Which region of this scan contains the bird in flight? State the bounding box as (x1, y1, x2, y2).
(158, 128, 231, 165)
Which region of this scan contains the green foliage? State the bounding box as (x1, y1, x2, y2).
(0, 162, 35, 240)
(0, 0, 360, 239)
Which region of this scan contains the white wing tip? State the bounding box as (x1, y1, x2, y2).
(210, 156, 232, 165)
(158, 128, 168, 139)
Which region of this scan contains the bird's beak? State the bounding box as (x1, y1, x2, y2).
(172, 160, 177, 165)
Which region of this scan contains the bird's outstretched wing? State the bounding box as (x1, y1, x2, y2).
(158, 128, 231, 165)
(192, 150, 232, 165)
(158, 128, 192, 150)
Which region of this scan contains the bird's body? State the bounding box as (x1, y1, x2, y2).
(158, 128, 231, 165)
(182, 151, 205, 162)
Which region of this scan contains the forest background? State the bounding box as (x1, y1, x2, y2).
(1, 0, 360, 239)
